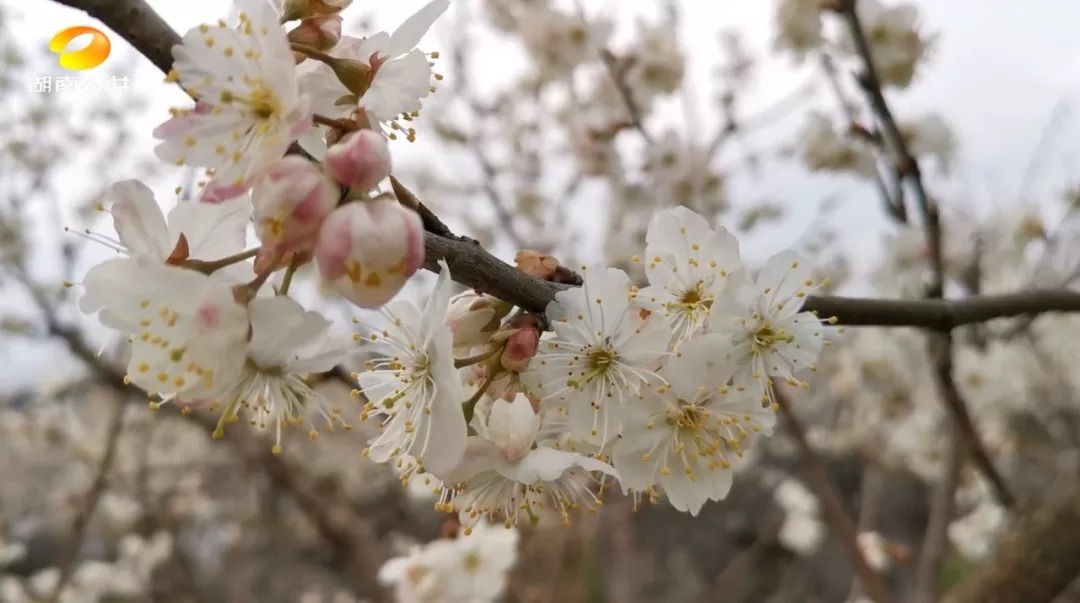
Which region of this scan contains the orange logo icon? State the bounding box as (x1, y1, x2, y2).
(49, 26, 111, 71)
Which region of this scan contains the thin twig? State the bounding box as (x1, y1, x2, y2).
(847, 466, 884, 603)
(599, 49, 654, 144)
(775, 389, 895, 603)
(839, 0, 1016, 509)
(47, 400, 128, 603)
(819, 51, 907, 223)
(911, 426, 964, 603)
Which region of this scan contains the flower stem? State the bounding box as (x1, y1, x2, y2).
(454, 345, 501, 369)
(279, 256, 302, 295)
(290, 43, 337, 65)
(313, 113, 357, 131)
(461, 376, 494, 424)
(183, 247, 260, 275)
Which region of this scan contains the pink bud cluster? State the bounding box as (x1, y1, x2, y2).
(197, 127, 423, 308)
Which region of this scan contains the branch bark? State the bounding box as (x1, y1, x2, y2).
(775, 390, 895, 603)
(942, 484, 1080, 603)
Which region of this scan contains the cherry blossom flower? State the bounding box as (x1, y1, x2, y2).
(356, 260, 467, 475)
(205, 295, 350, 453)
(77, 179, 250, 330)
(774, 0, 825, 59)
(440, 394, 617, 530)
(521, 265, 672, 447)
(86, 259, 252, 403)
(636, 205, 743, 343)
(707, 250, 835, 406)
(838, 0, 933, 89)
(612, 334, 774, 515)
(798, 112, 878, 179)
(154, 0, 312, 188)
(296, 0, 449, 151)
(377, 520, 518, 603)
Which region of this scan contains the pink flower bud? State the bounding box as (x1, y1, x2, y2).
(324, 130, 392, 191)
(500, 316, 541, 373)
(251, 156, 340, 253)
(287, 15, 342, 51)
(314, 198, 424, 308)
(445, 292, 508, 349)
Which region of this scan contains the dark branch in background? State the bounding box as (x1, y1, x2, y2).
(47, 397, 128, 603)
(600, 49, 654, 144)
(942, 484, 1080, 603)
(775, 390, 895, 603)
(839, 0, 1016, 514)
(910, 426, 963, 603)
(818, 51, 907, 223)
(7, 266, 384, 596)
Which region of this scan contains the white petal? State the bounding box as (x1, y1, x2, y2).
(504, 447, 616, 485)
(107, 180, 169, 259)
(485, 394, 540, 461)
(166, 197, 250, 260)
(666, 333, 736, 395)
(388, 0, 450, 57)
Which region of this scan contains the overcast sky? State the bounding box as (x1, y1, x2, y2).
(4, 0, 1080, 389)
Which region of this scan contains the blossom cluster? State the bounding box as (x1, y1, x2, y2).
(65, 0, 839, 550)
(40, 3, 844, 600)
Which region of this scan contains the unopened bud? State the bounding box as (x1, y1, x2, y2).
(282, 0, 351, 20)
(287, 15, 342, 51)
(324, 130, 392, 191)
(500, 315, 541, 373)
(445, 291, 510, 349)
(251, 156, 340, 253)
(314, 198, 424, 308)
(515, 249, 561, 280)
(310, 0, 352, 16)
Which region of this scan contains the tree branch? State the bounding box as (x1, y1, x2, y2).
(942, 484, 1080, 603)
(910, 426, 964, 603)
(46, 398, 128, 603)
(839, 0, 1016, 512)
(775, 389, 895, 603)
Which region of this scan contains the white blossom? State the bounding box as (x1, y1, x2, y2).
(297, 0, 449, 152)
(707, 250, 834, 406)
(440, 393, 617, 529)
(356, 260, 467, 475)
(838, 0, 932, 89)
(774, 0, 825, 59)
(154, 0, 312, 188)
(378, 520, 519, 603)
(522, 265, 672, 447)
(206, 295, 351, 453)
(636, 206, 743, 343)
(612, 334, 774, 515)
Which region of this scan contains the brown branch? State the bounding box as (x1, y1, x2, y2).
(838, 0, 1016, 512)
(775, 389, 895, 603)
(46, 398, 128, 603)
(942, 484, 1080, 603)
(599, 49, 654, 144)
(818, 51, 907, 223)
(929, 335, 1015, 509)
(911, 426, 964, 603)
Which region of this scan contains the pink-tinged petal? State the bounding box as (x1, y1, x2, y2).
(198, 179, 249, 204)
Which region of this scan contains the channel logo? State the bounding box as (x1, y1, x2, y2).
(48, 26, 111, 71)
